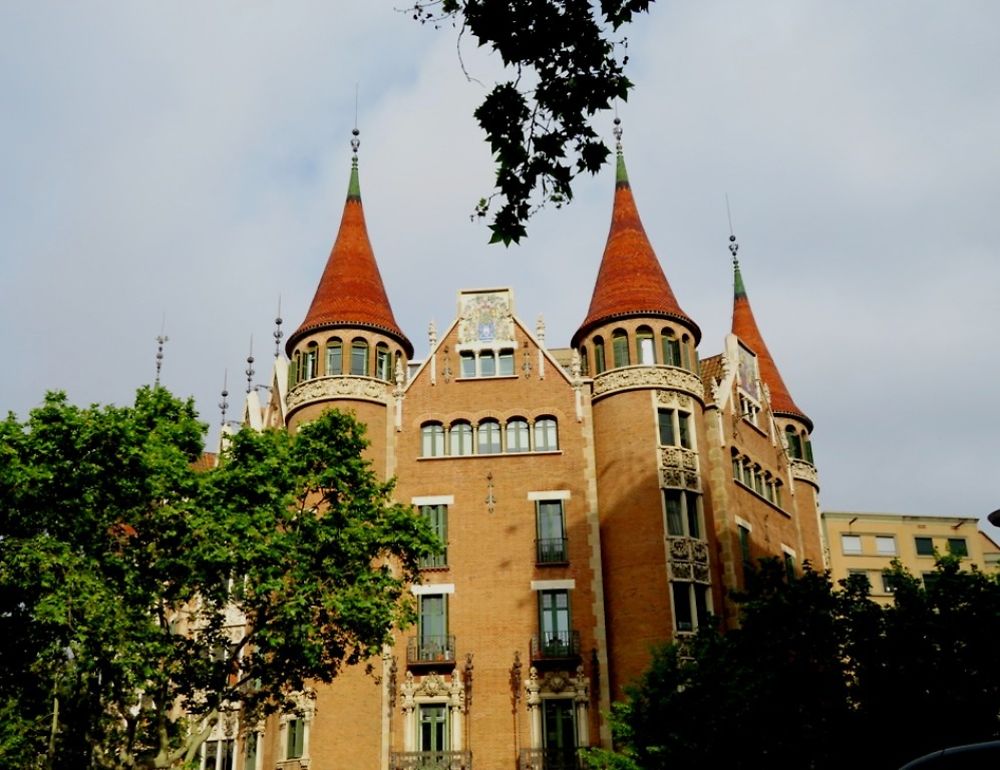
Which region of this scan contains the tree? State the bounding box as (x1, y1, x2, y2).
(588, 558, 1000, 770)
(407, 0, 655, 245)
(0, 388, 439, 769)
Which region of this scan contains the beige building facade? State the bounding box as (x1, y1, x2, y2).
(212, 132, 826, 770)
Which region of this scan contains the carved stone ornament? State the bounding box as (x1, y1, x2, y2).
(525, 666, 541, 706)
(669, 562, 694, 581)
(592, 366, 704, 403)
(667, 536, 712, 585)
(287, 376, 389, 411)
(790, 459, 820, 488)
(543, 672, 568, 693)
(655, 390, 692, 410)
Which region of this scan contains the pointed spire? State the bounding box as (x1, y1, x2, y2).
(729, 234, 812, 430)
(572, 119, 699, 346)
(286, 129, 413, 357)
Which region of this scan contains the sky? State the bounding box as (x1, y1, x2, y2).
(1, 2, 998, 534)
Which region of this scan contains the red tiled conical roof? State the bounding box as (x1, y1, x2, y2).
(572, 149, 699, 347)
(732, 259, 811, 430)
(286, 157, 412, 357)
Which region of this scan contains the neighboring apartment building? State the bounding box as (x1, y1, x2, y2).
(822, 511, 1000, 603)
(217, 127, 825, 770)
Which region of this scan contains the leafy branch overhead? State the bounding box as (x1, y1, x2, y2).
(408, 0, 655, 244)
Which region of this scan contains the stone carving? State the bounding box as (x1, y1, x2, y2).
(457, 291, 515, 346)
(659, 447, 701, 492)
(287, 376, 389, 410)
(666, 536, 712, 585)
(670, 562, 693, 580)
(542, 672, 568, 693)
(525, 667, 541, 706)
(790, 459, 820, 487)
(572, 665, 590, 704)
(592, 366, 703, 402)
(655, 390, 692, 410)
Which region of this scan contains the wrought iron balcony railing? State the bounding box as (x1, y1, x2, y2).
(535, 536, 568, 565)
(407, 634, 456, 667)
(390, 750, 472, 770)
(530, 630, 581, 661)
(519, 747, 585, 770)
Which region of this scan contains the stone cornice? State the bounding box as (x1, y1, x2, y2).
(591, 365, 704, 403)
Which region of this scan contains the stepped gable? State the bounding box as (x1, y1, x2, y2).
(286, 151, 412, 357)
(572, 143, 699, 347)
(731, 256, 811, 430)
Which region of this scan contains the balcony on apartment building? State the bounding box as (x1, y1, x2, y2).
(389, 750, 472, 770)
(535, 537, 569, 566)
(529, 630, 581, 664)
(518, 747, 587, 770)
(407, 634, 457, 669)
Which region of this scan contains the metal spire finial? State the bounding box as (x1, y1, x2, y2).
(612, 116, 623, 151)
(154, 314, 168, 387)
(726, 194, 739, 267)
(273, 295, 284, 359)
(245, 335, 255, 394)
(219, 370, 229, 426)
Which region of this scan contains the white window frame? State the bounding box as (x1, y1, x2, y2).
(841, 534, 862, 555)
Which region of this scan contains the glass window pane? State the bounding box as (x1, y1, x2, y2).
(326, 341, 342, 375)
(672, 583, 693, 631)
(460, 351, 476, 377)
(685, 492, 700, 539)
(450, 422, 472, 456)
(376, 345, 391, 380)
(948, 537, 968, 557)
(478, 421, 501, 454)
(480, 351, 496, 376)
(664, 490, 683, 536)
(875, 536, 896, 555)
(351, 341, 368, 376)
(612, 332, 630, 367)
(658, 409, 675, 446)
(841, 534, 862, 554)
(915, 536, 934, 556)
(507, 419, 529, 452)
(498, 349, 514, 375)
(534, 418, 558, 451)
(678, 412, 691, 449)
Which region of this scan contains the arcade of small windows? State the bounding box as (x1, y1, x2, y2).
(784, 425, 815, 463)
(738, 393, 761, 428)
(578, 325, 698, 376)
(421, 416, 559, 457)
(458, 348, 515, 378)
(289, 337, 400, 386)
(731, 450, 783, 509)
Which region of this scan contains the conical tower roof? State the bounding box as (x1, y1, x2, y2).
(730, 245, 811, 430)
(572, 135, 699, 347)
(287, 143, 412, 358)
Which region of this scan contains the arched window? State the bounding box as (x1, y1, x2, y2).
(498, 349, 515, 376)
(803, 433, 815, 464)
(303, 343, 318, 380)
(480, 351, 497, 377)
(291, 351, 301, 386)
(351, 339, 369, 376)
(662, 328, 681, 367)
(421, 422, 445, 457)
(785, 426, 803, 459)
(375, 343, 391, 381)
(612, 329, 630, 368)
(681, 334, 692, 371)
(636, 326, 655, 365)
(593, 337, 606, 374)
(579, 347, 589, 376)
(449, 421, 473, 456)
(506, 418, 530, 453)
(477, 419, 502, 454)
(325, 338, 343, 376)
(534, 417, 558, 451)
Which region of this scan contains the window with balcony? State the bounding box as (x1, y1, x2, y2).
(536, 500, 567, 564)
(841, 534, 862, 555)
(419, 504, 448, 568)
(657, 408, 692, 449)
(542, 698, 578, 770)
(663, 489, 701, 539)
(534, 417, 558, 451)
(538, 590, 572, 657)
(351, 338, 369, 376)
(325, 338, 342, 375)
(418, 594, 450, 662)
(421, 422, 445, 457)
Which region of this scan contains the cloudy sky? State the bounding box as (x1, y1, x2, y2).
(2, 2, 997, 533)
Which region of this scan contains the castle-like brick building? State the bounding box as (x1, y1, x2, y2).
(224, 127, 824, 770)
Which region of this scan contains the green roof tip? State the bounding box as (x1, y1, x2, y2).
(347, 157, 361, 200)
(733, 259, 746, 299)
(615, 148, 629, 186)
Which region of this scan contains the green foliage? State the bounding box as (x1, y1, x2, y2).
(0, 389, 439, 768)
(592, 557, 1000, 770)
(407, 0, 654, 244)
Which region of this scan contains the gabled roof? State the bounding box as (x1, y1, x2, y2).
(731, 258, 812, 430)
(572, 146, 699, 347)
(286, 155, 412, 357)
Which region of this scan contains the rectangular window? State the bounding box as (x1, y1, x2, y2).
(694, 584, 710, 628)
(658, 409, 675, 446)
(480, 351, 496, 376)
(874, 535, 896, 555)
(657, 409, 691, 449)
(286, 719, 304, 760)
(947, 537, 968, 557)
(460, 351, 476, 377)
(419, 704, 449, 753)
(672, 582, 693, 632)
(738, 524, 752, 574)
(664, 490, 684, 537)
(498, 349, 514, 375)
(594, 342, 605, 373)
(325, 343, 342, 376)
(539, 590, 571, 655)
(915, 536, 934, 556)
(880, 572, 896, 594)
(841, 534, 862, 555)
(677, 412, 691, 449)
(419, 594, 448, 659)
(376, 347, 391, 381)
(536, 501, 567, 564)
(350, 342, 368, 376)
(783, 551, 796, 581)
(419, 505, 448, 568)
(637, 334, 655, 364)
(506, 420, 529, 452)
(542, 698, 577, 760)
(612, 334, 630, 368)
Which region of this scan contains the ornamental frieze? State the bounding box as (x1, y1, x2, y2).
(655, 389, 693, 410)
(287, 376, 390, 411)
(592, 366, 704, 403)
(790, 459, 820, 488)
(666, 536, 711, 585)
